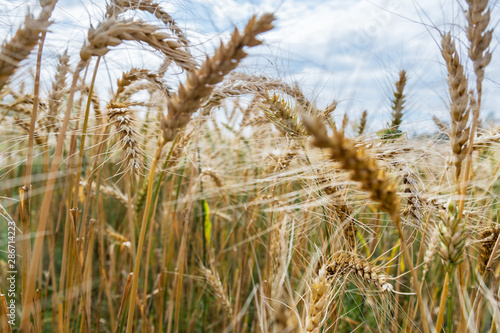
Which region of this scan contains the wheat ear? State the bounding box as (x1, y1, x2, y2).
(260, 93, 306, 137)
(0, 0, 57, 91)
(303, 117, 399, 216)
(106, 0, 189, 46)
(202, 267, 234, 319)
(441, 33, 472, 181)
(327, 251, 393, 292)
(357, 110, 368, 136)
(303, 116, 430, 332)
(107, 102, 144, 173)
(465, 0, 493, 87)
(304, 265, 331, 333)
(80, 18, 195, 71)
(45, 51, 70, 134)
(161, 14, 275, 142)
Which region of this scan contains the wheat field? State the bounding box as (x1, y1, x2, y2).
(0, 0, 499, 332)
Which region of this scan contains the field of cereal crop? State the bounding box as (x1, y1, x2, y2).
(0, 0, 499, 332)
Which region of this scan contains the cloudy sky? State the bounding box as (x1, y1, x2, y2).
(1, 0, 499, 134)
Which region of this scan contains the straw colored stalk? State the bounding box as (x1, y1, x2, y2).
(460, 0, 493, 226)
(0, 0, 57, 91)
(20, 14, 188, 330)
(161, 13, 275, 142)
(434, 200, 467, 332)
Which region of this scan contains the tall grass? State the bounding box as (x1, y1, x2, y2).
(0, 0, 499, 332)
